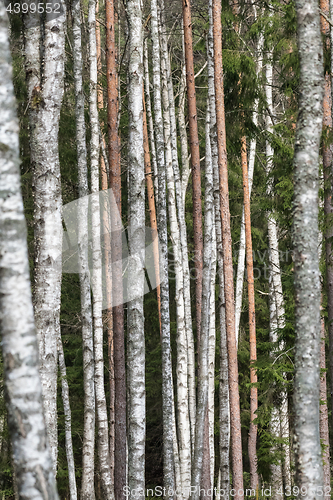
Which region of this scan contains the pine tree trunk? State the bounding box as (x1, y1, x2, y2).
(293, 0, 324, 492)
(88, 1, 113, 496)
(234, 27, 263, 344)
(182, 0, 204, 344)
(150, 0, 176, 494)
(241, 137, 259, 489)
(23, 0, 66, 474)
(106, 0, 127, 493)
(72, 1, 95, 496)
(127, 0, 146, 496)
(212, 0, 244, 494)
(320, 0, 333, 458)
(0, 7, 59, 494)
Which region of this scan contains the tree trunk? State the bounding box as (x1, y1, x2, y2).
(127, 0, 146, 496)
(234, 24, 264, 345)
(106, 0, 127, 494)
(0, 6, 59, 494)
(163, 25, 196, 460)
(208, 223, 217, 493)
(191, 91, 214, 498)
(212, 0, 244, 495)
(320, 0, 333, 461)
(57, 333, 78, 500)
(320, 319, 330, 490)
(23, 0, 66, 475)
(207, 4, 229, 489)
(96, 2, 115, 485)
(265, 45, 292, 493)
(144, 39, 159, 204)
(158, 8, 191, 493)
(182, 0, 204, 345)
(293, 0, 324, 493)
(143, 88, 162, 331)
(241, 136, 259, 489)
(150, 0, 176, 494)
(88, 1, 113, 496)
(72, 1, 95, 496)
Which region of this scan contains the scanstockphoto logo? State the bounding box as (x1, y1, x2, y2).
(53, 189, 164, 309)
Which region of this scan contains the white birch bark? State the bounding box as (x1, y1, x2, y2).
(88, 1, 113, 496)
(234, 29, 264, 346)
(23, 0, 66, 474)
(57, 333, 77, 500)
(168, 61, 196, 466)
(208, 221, 217, 491)
(178, 61, 191, 205)
(190, 97, 214, 499)
(144, 38, 159, 203)
(127, 0, 146, 496)
(150, 0, 176, 494)
(72, 0, 95, 496)
(266, 54, 291, 492)
(207, 2, 229, 489)
(0, 7, 59, 494)
(159, 8, 191, 493)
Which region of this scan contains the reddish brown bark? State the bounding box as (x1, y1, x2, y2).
(212, 0, 244, 496)
(320, 317, 331, 490)
(96, 1, 115, 481)
(241, 137, 258, 489)
(182, 0, 203, 345)
(143, 87, 161, 332)
(106, 0, 126, 497)
(320, 0, 333, 454)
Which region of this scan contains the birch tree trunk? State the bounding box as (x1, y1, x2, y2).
(72, 1, 95, 496)
(150, 0, 175, 494)
(127, 0, 146, 496)
(97, 4, 115, 486)
(208, 223, 217, 493)
(144, 39, 159, 204)
(24, 0, 66, 474)
(207, 4, 229, 489)
(178, 62, 191, 207)
(182, 0, 204, 343)
(265, 49, 292, 493)
(57, 333, 77, 500)
(88, 1, 114, 496)
(158, 8, 192, 493)
(191, 99, 214, 499)
(319, 320, 330, 490)
(293, 0, 324, 493)
(0, 7, 59, 494)
(212, 0, 244, 495)
(162, 25, 196, 457)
